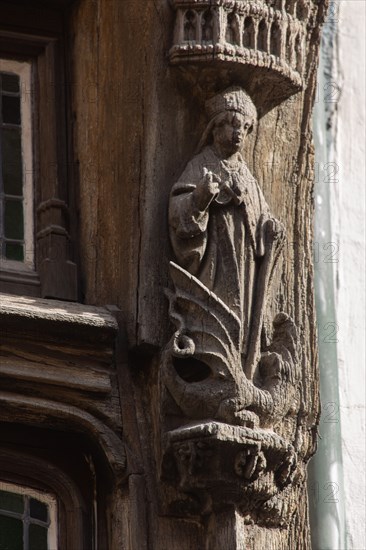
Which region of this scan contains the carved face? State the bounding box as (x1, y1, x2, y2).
(212, 111, 253, 157)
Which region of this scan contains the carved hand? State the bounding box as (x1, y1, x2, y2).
(229, 172, 245, 205)
(193, 168, 221, 211)
(264, 217, 286, 243)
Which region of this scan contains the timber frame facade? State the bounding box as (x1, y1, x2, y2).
(0, 0, 328, 548)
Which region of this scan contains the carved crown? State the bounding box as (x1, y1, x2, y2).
(170, 0, 313, 104)
(205, 86, 257, 121)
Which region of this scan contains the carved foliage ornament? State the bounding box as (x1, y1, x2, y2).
(160, 86, 302, 525)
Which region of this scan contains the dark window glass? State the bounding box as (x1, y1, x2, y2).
(0, 515, 23, 550)
(5, 242, 24, 261)
(0, 490, 24, 514)
(2, 95, 21, 125)
(2, 128, 23, 196)
(4, 199, 24, 240)
(1, 73, 20, 93)
(29, 524, 48, 550)
(1, 70, 26, 262)
(29, 498, 48, 523)
(0, 489, 52, 550)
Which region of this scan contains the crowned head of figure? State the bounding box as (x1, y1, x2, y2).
(201, 87, 257, 157)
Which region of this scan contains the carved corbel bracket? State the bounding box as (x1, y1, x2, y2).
(161, 421, 301, 526)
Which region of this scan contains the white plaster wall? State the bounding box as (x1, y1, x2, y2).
(335, 2, 366, 548)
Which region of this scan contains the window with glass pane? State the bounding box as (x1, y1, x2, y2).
(0, 60, 34, 267)
(0, 483, 57, 550)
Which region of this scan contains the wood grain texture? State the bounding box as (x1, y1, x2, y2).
(65, 0, 328, 547)
(0, 293, 118, 329)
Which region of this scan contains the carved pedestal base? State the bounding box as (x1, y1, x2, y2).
(161, 421, 299, 528)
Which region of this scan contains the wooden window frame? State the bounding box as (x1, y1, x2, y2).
(0, 480, 58, 549)
(0, 59, 35, 267)
(0, 0, 78, 300)
(0, 446, 91, 550)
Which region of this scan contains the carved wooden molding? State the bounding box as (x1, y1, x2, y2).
(0, 8, 78, 300)
(0, 293, 126, 482)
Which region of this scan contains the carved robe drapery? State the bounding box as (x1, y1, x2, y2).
(169, 144, 271, 357)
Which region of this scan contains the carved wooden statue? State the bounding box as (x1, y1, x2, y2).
(160, 87, 302, 530)
(164, 86, 299, 426)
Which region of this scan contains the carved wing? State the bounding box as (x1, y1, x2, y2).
(163, 262, 275, 423)
(167, 261, 242, 375)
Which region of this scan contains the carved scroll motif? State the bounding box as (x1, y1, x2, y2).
(160, 87, 302, 525)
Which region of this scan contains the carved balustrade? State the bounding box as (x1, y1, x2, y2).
(170, 0, 312, 94)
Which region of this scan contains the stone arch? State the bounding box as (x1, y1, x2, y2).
(243, 17, 255, 49)
(257, 19, 268, 52)
(201, 9, 214, 44)
(183, 10, 197, 42)
(270, 20, 282, 56)
(226, 12, 240, 46)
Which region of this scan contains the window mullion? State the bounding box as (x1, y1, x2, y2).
(23, 495, 30, 550)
